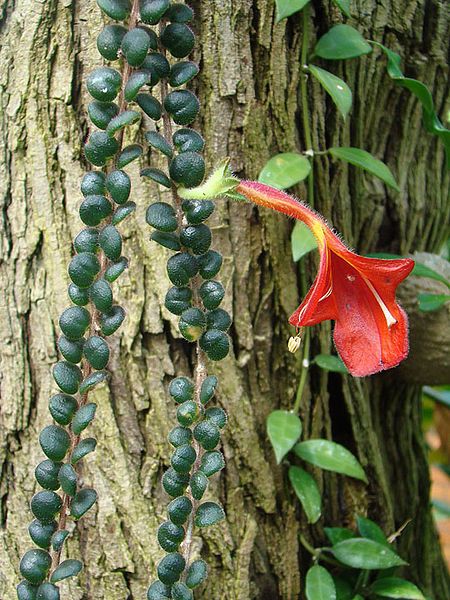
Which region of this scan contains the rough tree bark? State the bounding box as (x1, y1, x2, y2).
(0, 0, 449, 599)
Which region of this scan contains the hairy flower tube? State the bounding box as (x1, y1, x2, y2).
(236, 181, 414, 377)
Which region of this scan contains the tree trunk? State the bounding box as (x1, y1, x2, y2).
(0, 0, 449, 599)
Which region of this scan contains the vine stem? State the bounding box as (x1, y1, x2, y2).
(50, 0, 140, 574)
(157, 20, 208, 576)
(300, 3, 314, 208)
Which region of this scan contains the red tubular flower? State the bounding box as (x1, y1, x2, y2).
(237, 181, 415, 377)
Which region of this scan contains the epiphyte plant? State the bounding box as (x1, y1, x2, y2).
(17, 1, 230, 599)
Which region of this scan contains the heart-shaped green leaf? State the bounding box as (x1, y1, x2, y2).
(332, 538, 406, 569)
(306, 565, 336, 600)
(314, 25, 372, 60)
(329, 147, 399, 190)
(267, 410, 302, 464)
(258, 153, 311, 189)
(309, 65, 352, 119)
(288, 466, 321, 523)
(294, 439, 367, 482)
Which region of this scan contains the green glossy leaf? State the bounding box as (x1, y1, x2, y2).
(313, 354, 348, 373)
(370, 577, 425, 599)
(331, 0, 351, 17)
(372, 42, 450, 168)
(275, 0, 310, 21)
(291, 221, 317, 261)
(294, 439, 367, 482)
(267, 410, 302, 464)
(288, 466, 321, 524)
(417, 293, 450, 312)
(309, 65, 352, 119)
(50, 559, 83, 583)
(329, 147, 399, 190)
(356, 515, 389, 546)
(332, 538, 407, 569)
(324, 527, 355, 545)
(306, 565, 337, 600)
(258, 153, 311, 189)
(314, 25, 372, 60)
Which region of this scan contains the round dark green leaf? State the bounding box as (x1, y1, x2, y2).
(19, 549, 51, 585)
(194, 501, 225, 528)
